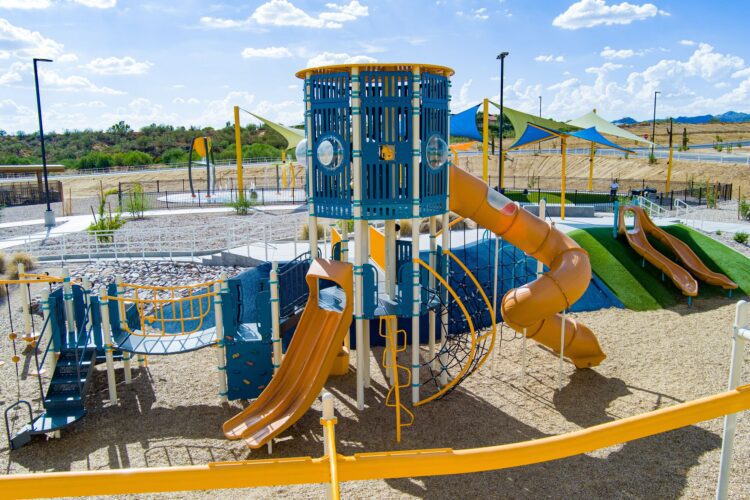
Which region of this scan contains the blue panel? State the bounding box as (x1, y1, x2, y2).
(309, 72, 352, 219)
(420, 72, 449, 217)
(362, 263, 378, 319)
(509, 122, 559, 149)
(360, 71, 413, 220)
(449, 103, 482, 141)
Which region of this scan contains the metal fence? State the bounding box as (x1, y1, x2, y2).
(116, 186, 307, 212)
(0, 180, 63, 207)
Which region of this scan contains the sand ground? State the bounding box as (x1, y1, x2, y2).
(1, 284, 748, 498)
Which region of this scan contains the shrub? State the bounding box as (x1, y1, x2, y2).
(228, 194, 256, 215)
(10, 252, 36, 273)
(244, 143, 282, 159)
(0, 252, 5, 275)
(88, 187, 126, 242)
(648, 153, 657, 164)
(337, 220, 354, 233)
(160, 148, 189, 164)
(397, 219, 412, 238)
(740, 197, 750, 220)
(123, 182, 150, 219)
(734, 231, 749, 245)
(113, 151, 154, 166)
(76, 151, 114, 169)
(300, 222, 324, 241)
(716, 230, 722, 236)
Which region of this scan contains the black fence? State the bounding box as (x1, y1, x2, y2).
(0, 180, 63, 207)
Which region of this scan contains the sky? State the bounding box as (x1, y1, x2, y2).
(1, 0, 749, 134)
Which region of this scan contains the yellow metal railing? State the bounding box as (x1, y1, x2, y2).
(378, 315, 415, 442)
(2, 385, 748, 498)
(109, 281, 221, 337)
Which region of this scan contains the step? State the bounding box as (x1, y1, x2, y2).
(11, 409, 87, 449)
(43, 391, 84, 411)
(58, 347, 97, 361)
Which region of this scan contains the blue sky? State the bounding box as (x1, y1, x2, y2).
(1, 0, 749, 133)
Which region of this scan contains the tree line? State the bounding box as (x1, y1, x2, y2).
(0, 121, 290, 169)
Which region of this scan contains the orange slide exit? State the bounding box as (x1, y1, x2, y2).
(619, 205, 736, 294)
(449, 166, 606, 368)
(223, 259, 353, 449)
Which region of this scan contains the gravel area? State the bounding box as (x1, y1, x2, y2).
(700, 229, 750, 258)
(1, 288, 748, 498)
(0, 224, 47, 241)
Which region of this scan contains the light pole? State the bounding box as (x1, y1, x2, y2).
(651, 90, 660, 157)
(497, 51, 509, 191)
(33, 57, 55, 227)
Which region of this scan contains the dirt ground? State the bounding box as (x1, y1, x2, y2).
(1, 279, 748, 498)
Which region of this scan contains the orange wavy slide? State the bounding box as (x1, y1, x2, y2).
(449, 166, 606, 368)
(619, 205, 737, 293)
(223, 258, 353, 449)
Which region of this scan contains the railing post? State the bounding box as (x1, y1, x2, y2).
(214, 276, 228, 403)
(99, 289, 118, 404)
(18, 264, 34, 345)
(270, 262, 281, 374)
(320, 391, 340, 500)
(115, 276, 132, 384)
(41, 288, 57, 375)
(61, 268, 76, 349)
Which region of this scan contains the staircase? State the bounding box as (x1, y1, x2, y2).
(9, 346, 97, 450)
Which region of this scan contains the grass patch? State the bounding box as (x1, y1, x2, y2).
(569, 224, 750, 311)
(569, 227, 675, 310)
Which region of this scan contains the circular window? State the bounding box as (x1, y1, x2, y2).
(425, 134, 449, 170)
(316, 136, 344, 170)
(295, 138, 308, 163)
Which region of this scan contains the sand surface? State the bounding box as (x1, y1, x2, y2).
(1, 289, 748, 498)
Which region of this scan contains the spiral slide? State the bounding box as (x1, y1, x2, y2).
(449, 166, 606, 368)
(223, 258, 353, 449)
(618, 205, 737, 294)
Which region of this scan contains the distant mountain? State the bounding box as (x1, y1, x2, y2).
(612, 111, 750, 126)
(672, 111, 750, 124)
(612, 117, 637, 125)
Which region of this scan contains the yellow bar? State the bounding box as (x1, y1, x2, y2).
(3, 385, 748, 498)
(561, 136, 567, 220)
(234, 106, 244, 195)
(482, 98, 489, 183)
(322, 419, 341, 500)
(588, 142, 595, 191)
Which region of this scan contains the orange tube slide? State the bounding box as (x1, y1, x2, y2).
(449, 166, 605, 368)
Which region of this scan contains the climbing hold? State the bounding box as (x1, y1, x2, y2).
(12, 355, 20, 364)
(243, 379, 251, 385)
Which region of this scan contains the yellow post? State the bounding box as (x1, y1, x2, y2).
(482, 98, 489, 183)
(233, 106, 244, 195)
(561, 136, 567, 220)
(588, 142, 595, 191)
(281, 149, 287, 164)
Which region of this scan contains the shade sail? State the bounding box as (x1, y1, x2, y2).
(567, 110, 652, 145)
(450, 103, 482, 141)
(248, 112, 305, 150)
(570, 127, 634, 153)
(489, 101, 578, 137)
(508, 123, 564, 150)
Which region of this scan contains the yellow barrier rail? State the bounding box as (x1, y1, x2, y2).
(434, 216, 465, 238)
(2, 385, 748, 498)
(109, 281, 220, 337)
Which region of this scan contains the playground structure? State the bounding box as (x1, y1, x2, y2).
(616, 202, 738, 303)
(2, 61, 750, 498)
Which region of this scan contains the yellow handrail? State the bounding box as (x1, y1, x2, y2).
(2, 385, 748, 498)
(434, 216, 464, 238)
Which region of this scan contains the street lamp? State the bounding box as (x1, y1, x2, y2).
(651, 90, 661, 157)
(33, 57, 54, 228)
(497, 51, 509, 191)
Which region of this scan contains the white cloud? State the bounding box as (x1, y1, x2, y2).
(679, 39, 696, 46)
(600, 46, 643, 59)
(192, 91, 256, 127)
(451, 79, 473, 112)
(103, 97, 177, 128)
(0, 98, 35, 132)
(41, 69, 124, 94)
(0, 0, 115, 8)
(241, 46, 293, 59)
(0, 49, 9, 59)
(535, 54, 565, 63)
(253, 99, 303, 125)
(0, 18, 65, 59)
(732, 68, 750, 79)
(58, 53, 78, 63)
(553, 0, 669, 30)
(82, 56, 152, 75)
(306, 51, 376, 67)
(172, 97, 200, 105)
(470, 7, 489, 20)
(201, 0, 368, 30)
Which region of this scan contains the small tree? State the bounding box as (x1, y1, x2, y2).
(124, 182, 150, 219)
(88, 186, 126, 242)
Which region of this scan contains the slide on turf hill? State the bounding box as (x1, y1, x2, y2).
(449, 166, 606, 368)
(619, 205, 737, 292)
(223, 258, 353, 449)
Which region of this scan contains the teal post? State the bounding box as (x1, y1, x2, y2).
(613, 200, 619, 238)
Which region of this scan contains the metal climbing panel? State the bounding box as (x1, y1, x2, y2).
(419, 72, 449, 217)
(360, 70, 413, 220)
(309, 72, 352, 219)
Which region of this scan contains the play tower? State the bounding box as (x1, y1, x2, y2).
(296, 63, 454, 408)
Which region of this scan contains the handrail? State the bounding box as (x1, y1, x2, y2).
(32, 314, 53, 400)
(2, 385, 748, 497)
(434, 216, 465, 238)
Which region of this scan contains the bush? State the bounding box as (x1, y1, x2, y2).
(0, 252, 5, 275)
(160, 148, 189, 164)
(112, 151, 154, 166)
(244, 143, 281, 159)
(734, 231, 749, 245)
(76, 151, 114, 169)
(337, 220, 354, 233)
(300, 222, 324, 241)
(648, 153, 658, 164)
(123, 182, 150, 219)
(740, 197, 750, 220)
(88, 187, 126, 242)
(10, 252, 35, 272)
(228, 194, 256, 215)
(397, 219, 412, 238)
